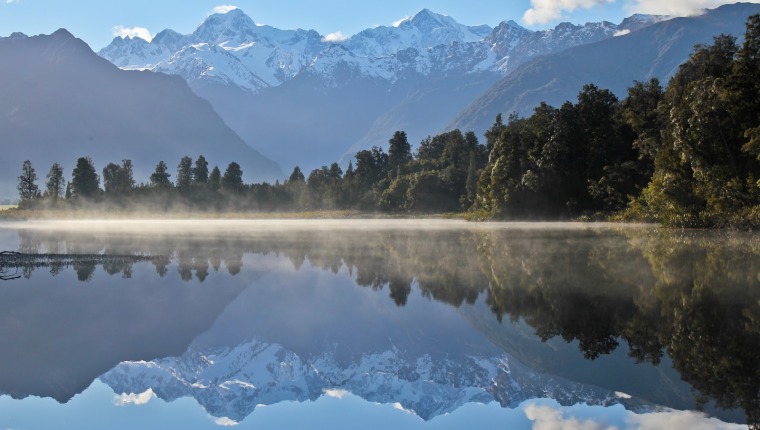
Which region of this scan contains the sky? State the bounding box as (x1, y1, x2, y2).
(0, 0, 758, 51)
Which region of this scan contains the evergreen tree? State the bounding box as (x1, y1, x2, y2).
(221, 162, 243, 191)
(45, 162, 65, 199)
(388, 131, 412, 177)
(102, 163, 124, 194)
(121, 160, 135, 190)
(17, 160, 40, 202)
(176, 156, 193, 190)
(289, 166, 305, 183)
(193, 155, 209, 184)
(150, 161, 172, 187)
(208, 166, 221, 191)
(70, 157, 100, 198)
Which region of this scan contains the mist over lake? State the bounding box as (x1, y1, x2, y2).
(0, 219, 757, 429)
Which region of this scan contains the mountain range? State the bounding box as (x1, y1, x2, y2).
(3, 3, 759, 201)
(98, 7, 666, 171)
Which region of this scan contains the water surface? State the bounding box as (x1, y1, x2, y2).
(0, 220, 757, 429)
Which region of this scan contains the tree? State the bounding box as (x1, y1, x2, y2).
(121, 160, 135, 190)
(193, 155, 209, 184)
(388, 131, 412, 177)
(100, 160, 134, 195)
(208, 166, 221, 191)
(102, 163, 124, 194)
(289, 166, 305, 183)
(45, 162, 65, 199)
(150, 161, 172, 187)
(176, 156, 193, 190)
(221, 162, 243, 191)
(70, 157, 100, 198)
(17, 160, 40, 202)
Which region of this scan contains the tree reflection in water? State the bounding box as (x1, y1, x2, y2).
(5, 225, 760, 427)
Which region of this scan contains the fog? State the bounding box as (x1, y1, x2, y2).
(0, 218, 656, 234)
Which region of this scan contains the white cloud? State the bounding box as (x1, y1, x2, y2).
(614, 29, 631, 36)
(112, 388, 156, 406)
(212, 5, 238, 14)
(111, 25, 153, 42)
(625, 0, 760, 16)
(213, 417, 239, 427)
(321, 31, 349, 43)
(629, 409, 746, 430)
(323, 388, 350, 399)
(3, 0, 20, 4)
(524, 404, 618, 430)
(524, 403, 746, 430)
(523, 0, 615, 25)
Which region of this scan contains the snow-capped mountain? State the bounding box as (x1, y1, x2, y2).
(99, 8, 656, 93)
(101, 337, 641, 423)
(343, 8, 492, 58)
(97, 7, 663, 171)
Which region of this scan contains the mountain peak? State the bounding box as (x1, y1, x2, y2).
(51, 28, 75, 39)
(402, 9, 453, 30)
(193, 8, 258, 44)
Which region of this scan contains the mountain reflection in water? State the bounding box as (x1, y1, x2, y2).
(0, 220, 758, 428)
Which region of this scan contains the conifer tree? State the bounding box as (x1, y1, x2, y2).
(150, 161, 172, 187)
(70, 157, 100, 198)
(45, 162, 65, 199)
(17, 160, 40, 202)
(193, 155, 209, 184)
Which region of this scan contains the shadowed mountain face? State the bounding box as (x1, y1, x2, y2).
(449, 3, 760, 136)
(0, 30, 282, 200)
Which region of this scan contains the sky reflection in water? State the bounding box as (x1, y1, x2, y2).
(0, 220, 756, 429)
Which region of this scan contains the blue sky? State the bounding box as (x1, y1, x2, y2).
(0, 0, 756, 50)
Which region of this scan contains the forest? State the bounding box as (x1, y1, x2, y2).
(10, 14, 760, 228)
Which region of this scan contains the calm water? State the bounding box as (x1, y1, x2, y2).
(0, 219, 757, 429)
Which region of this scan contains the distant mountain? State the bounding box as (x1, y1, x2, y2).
(101, 336, 639, 422)
(99, 8, 661, 171)
(0, 29, 281, 200)
(449, 2, 760, 137)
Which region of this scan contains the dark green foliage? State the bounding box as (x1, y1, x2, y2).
(221, 162, 243, 192)
(45, 162, 65, 199)
(70, 157, 100, 198)
(288, 166, 305, 183)
(627, 16, 760, 227)
(150, 161, 172, 188)
(102, 160, 135, 195)
(176, 156, 193, 190)
(388, 131, 412, 177)
(193, 155, 209, 184)
(208, 166, 221, 191)
(17, 160, 40, 202)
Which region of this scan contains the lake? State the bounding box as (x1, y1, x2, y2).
(0, 219, 757, 429)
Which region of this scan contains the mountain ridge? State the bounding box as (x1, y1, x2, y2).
(0, 29, 282, 199)
(99, 7, 662, 171)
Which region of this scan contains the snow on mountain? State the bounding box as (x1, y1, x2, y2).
(100, 8, 661, 93)
(343, 9, 492, 58)
(98, 35, 175, 70)
(100, 8, 328, 91)
(101, 337, 639, 423)
(155, 43, 270, 92)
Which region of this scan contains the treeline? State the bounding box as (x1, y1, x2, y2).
(13, 15, 760, 226)
(14, 129, 486, 213)
(477, 14, 760, 227)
